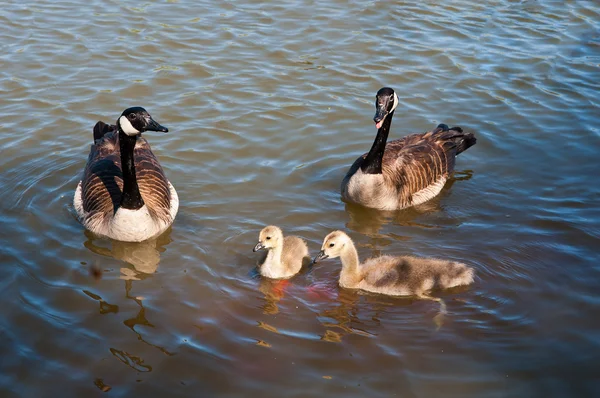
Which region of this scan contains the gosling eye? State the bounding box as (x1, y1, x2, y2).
(329, 243, 335, 247)
(266, 236, 271, 240)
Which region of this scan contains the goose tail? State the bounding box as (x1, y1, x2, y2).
(454, 130, 476, 155)
(93, 121, 115, 142)
(433, 124, 476, 155)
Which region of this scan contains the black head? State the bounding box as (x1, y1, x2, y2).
(117, 106, 168, 136)
(373, 87, 398, 129)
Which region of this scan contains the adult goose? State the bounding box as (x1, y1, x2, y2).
(341, 87, 476, 211)
(74, 107, 179, 242)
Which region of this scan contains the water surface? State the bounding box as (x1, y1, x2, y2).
(1, 1, 599, 397)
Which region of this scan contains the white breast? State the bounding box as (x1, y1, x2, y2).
(343, 169, 399, 210)
(260, 251, 287, 279)
(108, 205, 165, 242)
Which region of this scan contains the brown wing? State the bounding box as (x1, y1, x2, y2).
(134, 139, 172, 221)
(381, 127, 467, 204)
(80, 126, 171, 222)
(81, 129, 121, 217)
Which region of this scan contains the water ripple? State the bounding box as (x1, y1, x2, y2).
(1, 0, 599, 396)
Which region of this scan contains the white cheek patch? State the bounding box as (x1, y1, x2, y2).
(391, 92, 399, 112)
(119, 116, 140, 136)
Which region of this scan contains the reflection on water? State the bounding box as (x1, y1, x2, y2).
(317, 288, 374, 342)
(83, 230, 176, 367)
(83, 230, 172, 278)
(255, 259, 315, 315)
(257, 278, 289, 315)
(121, 278, 176, 357)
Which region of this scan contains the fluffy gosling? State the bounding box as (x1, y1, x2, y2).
(313, 230, 474, 312)
(253, 226, 310, 279)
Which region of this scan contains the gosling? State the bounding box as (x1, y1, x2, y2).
(313, 230, 474, 312)
(253, 226, 310, 279)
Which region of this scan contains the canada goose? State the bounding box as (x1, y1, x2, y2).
(313, 230, 474, 312)
(74, 107, 179, 242)
(253, 226, 310, 279)
(341, 87, 476, 210)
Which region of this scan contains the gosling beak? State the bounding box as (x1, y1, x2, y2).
(145, 117, 169, 133)
(373, 106, 388, 130)
(312, 250, 328, 264)
(253, 242, 265, 252)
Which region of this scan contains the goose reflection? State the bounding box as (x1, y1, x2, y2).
(314, 282, 444, 342)
(250, 252, 313, 315)
(315, 287, 396, 342)
(121, 274, 175, 357)
(344, 171, 473, 235)
(83, 229, 172, 278)
(83, 230, 175, 356)
(257, 278, 292, 315)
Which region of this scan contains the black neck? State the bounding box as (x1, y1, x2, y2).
(361, 111, 394, 174)
(119, 130, 144, 210)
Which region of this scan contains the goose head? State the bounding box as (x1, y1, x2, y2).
(373, 87, 399, 129)
(253, 226, 284, 252)
(117, 107, 169, 137)
(313, 230, 351, 263)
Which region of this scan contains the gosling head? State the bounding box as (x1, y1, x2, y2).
(313, 230, 352, 263)
(117, 107, 169, 137)
(253, 226, 284, 252)
(373, 87, 399, 130)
